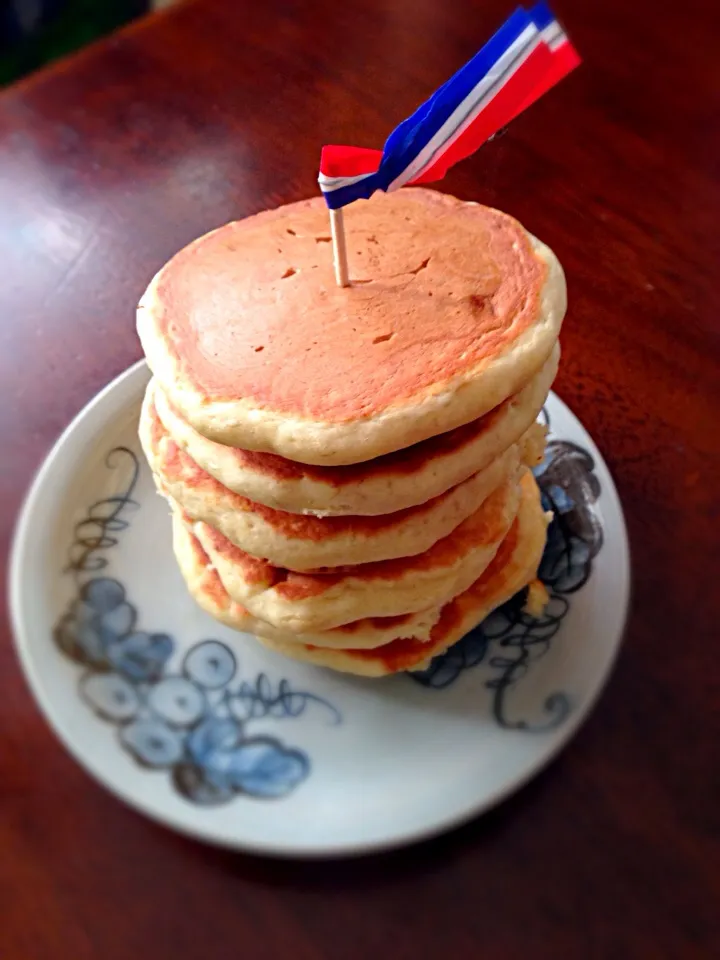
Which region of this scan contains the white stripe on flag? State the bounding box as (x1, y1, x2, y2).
(540, 21, 563, 47)
(388, 23, 539, 191)
(388, 24, 539, 193)
(318, 170, 376, 192)
(548, 31, 568, 53)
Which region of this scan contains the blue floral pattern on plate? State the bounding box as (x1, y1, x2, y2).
(53, 411, 604, 803)
(410, 408, 603, 730)
(54, 448, 340, 806)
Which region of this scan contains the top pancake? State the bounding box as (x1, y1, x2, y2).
(137, 188, 566, 465)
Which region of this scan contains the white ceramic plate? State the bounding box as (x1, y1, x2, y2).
(10, 362, 629, 857)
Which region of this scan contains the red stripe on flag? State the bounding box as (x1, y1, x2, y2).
(409, 42, 554, 185)
(518, 40, 581, 113)
(320, 145, 383, 178)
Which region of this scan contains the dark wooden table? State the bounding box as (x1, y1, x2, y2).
(1, 0, 718, 956)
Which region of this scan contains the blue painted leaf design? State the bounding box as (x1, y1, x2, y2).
(52, 443, 336, 805)
(226, 737, 309, 798)
(187, 717, 243, 765)
(186, 717, 245, 789)
(106, 631, 174, 682)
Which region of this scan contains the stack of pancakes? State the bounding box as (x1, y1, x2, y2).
(137, 189, 566, 676)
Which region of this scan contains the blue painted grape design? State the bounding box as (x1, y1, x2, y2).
(410, 409, 603, 731)
(53, 448, 339, 805)
(54, 407, 604, 805)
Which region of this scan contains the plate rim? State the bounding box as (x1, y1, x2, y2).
(9, 360, 631, 858)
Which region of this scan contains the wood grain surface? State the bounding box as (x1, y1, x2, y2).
(1, 1, 718, 957)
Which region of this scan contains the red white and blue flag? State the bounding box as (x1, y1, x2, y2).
(318, 3, 580, 210)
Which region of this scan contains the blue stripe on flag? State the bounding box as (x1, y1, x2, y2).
(528, 2, 555, 30)
(322, 174, 383, 209)
(373, 7, 533, 189)
(319, 6, 536, 208)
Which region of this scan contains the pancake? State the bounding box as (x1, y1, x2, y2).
(141, 381, 526, 571)
(175, 471, 548, 675)
(172, 515, 443, 649)
(151, 344, 558, 516)
(137, 188, 566, 465)
(255, 472, 549, 675)
(187, 474, 522, 632)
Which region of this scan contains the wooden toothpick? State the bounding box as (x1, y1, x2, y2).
(329, 208, 350, 287)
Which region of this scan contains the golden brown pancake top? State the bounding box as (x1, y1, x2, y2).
(151, 190, 546, 422)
